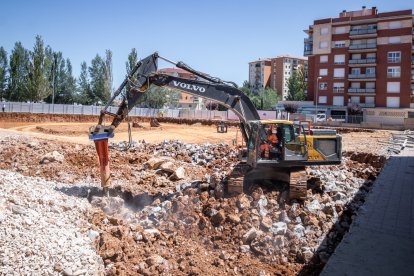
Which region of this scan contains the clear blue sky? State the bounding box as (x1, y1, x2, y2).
(1, 0, 413, 87)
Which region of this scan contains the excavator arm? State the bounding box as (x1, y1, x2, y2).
(89, 52, 260, 192)
(89, 52, 260, 142)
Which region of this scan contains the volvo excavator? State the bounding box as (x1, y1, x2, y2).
(89, 52, 342, 200)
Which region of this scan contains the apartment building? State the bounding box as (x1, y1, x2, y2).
(270, 55, 308, 99)
(304, 7, 414, 113)
(158, 68, 205, 110)
(248, 59, 271, 92)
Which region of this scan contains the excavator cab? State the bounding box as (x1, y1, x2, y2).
(248, 121, 308, 166)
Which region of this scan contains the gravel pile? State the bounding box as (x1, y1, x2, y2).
(0, 170, 103, 275)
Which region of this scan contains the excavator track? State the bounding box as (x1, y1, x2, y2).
(289, 169, 308, 200)
(226, 163, 252, 195)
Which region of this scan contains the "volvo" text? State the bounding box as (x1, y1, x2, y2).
(172, 81, 206, 93)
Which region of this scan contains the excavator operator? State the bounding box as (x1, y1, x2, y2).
(260, 125, 281, 160)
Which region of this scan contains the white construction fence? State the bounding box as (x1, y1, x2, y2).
(1, 102, 281, 121)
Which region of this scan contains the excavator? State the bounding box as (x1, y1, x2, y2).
(89, 52, 342, 200)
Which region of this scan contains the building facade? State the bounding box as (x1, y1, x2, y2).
(304, 7, 414, 114)
(270, 55, 308, 100)
(248, 59, 271, 92)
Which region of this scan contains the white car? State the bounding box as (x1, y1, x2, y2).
(315, 114, 326, 122)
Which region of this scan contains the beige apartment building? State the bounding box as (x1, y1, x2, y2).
(270, 55, 308, 99)
(304, 6, 414, 112)
(248, 59, 271, 92)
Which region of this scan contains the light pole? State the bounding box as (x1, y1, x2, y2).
(315, 76, 322, 121)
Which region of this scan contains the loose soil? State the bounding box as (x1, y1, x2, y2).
(0, 114, 394, 275)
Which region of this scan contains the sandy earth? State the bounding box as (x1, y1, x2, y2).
(0, 120, 392, 152)
(0, 121, 240, 145)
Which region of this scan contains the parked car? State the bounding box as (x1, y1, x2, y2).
(315, 113, 326, 122)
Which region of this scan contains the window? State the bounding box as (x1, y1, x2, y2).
(386, 97, 400, 107)
(334, 54, 345, 64)
(351, 82, 361, 88)
(319, 41, 328, 49)
(333, 96, 344, 106)
(334, 68, 345, 78)
(366, 82, 375, 89)
(318, 96, 327, 104)
(366, 97, 375, 104)
(389, 21, 402, 29)
(387, 67, 401, 78)
(351, 68, 360, 75)
(352, 54, 361, 60)
(320, 55, 328, 63)
(319, 68, 328, 76)
(366, 67, 375, 75)
(319, 82, 328, 90)
(334, 41, 346, 48)
(387, 52, 401, 63)
(333, 82, 344, 92)
(387, 82, 400, 93)
(389, 36, 401, 44)
(334, 26, 346, 34)
(350, 96, 360, 104)
(320, 27, 329, 35)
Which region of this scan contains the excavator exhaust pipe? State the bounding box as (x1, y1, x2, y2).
(94, 138, 111, 194)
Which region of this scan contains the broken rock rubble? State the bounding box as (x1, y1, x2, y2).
(88, 145, 384, 274)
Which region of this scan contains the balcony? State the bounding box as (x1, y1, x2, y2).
(348, 88, 376, 93)
(360, 103, 376, 108)
(387, 73, 401, 78)
(349, 28, 377, 36)
(388, 58, 401, 63)
(304, 37, 313, 43)
(349, 43, 377, 50)
(349, 58, 376, 65)
(333, 87, 345, 93)
(348, 73, 376, 79)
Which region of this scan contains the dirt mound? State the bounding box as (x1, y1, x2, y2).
(343, 151, 387, 169)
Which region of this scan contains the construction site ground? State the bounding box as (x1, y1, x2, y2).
(0, 114, 400, 275)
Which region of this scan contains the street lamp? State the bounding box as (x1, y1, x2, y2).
(315, 76, 322, 121)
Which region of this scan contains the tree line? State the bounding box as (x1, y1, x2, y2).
(0, 35, 114, 105)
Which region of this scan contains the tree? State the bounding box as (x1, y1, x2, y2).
(125, 48, 138, 92)
(259, 88, 281, 110)
(77, 61, 92, 104)
(28, 35, 51, 102)
(64, 59, 77, 103)
(286, 66, 306, 101)
(104, 49, 113, 100)
(240, 81, 280, 110)
(138, 86, 179, 109)
(52, 56, 76, 104)
(7, 42, 30, 101)
(89, 54, 106, 104)
(0, 47, 8, 100)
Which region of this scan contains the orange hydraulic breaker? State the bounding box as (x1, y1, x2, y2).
(94, 138, 111, 192)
